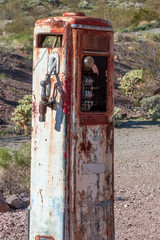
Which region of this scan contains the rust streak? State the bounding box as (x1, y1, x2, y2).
(39, 189, 43, 203)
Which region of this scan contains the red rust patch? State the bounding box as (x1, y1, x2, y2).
(79, 141, 91, 152)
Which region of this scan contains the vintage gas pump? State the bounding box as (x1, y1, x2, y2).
(30, 12, 114, 240)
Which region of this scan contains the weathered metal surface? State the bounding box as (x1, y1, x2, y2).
(30, 12, 114, 240)
(35, 236, 55, 240)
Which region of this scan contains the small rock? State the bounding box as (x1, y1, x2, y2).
(6, 194, 25, 209)
(19, 195, 30, 208)
(0, 192, 10, 213)
(20, 192, 29, 198)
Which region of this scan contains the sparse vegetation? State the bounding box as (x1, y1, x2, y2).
(117, 40, 160, 106)
(0, 147, 12, 169)
(131, 8, 159, 26)
(151, 33, 160, 42)
(118, 70, 145, 103)
(114, 107, 122, 128)
(140, 94, 160, 121)
(0, 143, 31, 194)
(119, 20, 160, 33)
(13, 143, 31, 167)
(0, 32, 33, 56)
(11, 95, 32, 135)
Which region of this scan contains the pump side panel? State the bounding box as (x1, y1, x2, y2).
(70, 29, 114, 240)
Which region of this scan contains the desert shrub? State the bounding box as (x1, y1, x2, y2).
(78, 0, 92, 9)
(13, 143, 31, 167)
(114, 32, 124, 42)
(114, 107, 122, 128)
(128, 23, 137, 32)
(144, 32, 151, 39)
(119, 20, 160, 32)
(117, 41, 160, 100)
(11, 95, 32, 135)
(0, 147, 12, 169)
(131, 8, 159, 26)
(149, 20, 159, 27)
(114, 32, 135, 42)
(118, 27, 129, 33)
(119, 68, 158, 105)
(138, 20, 149, 26)
(118, 70, 144, 102)
(140, 94, 160, 121)
(151, 33, 160, 42)
(123, 33, 135, 42)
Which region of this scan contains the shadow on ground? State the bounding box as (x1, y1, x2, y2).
(116, 120, 160, 129)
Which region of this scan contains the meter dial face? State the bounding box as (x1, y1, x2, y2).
(83, 56, 94, 71)
(81, 56, 108, 112)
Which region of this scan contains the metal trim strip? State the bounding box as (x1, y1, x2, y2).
(71, 24, 113, 31)
(83, 50, 110, 55)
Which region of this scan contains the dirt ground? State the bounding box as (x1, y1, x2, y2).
(114, 121, 160, 240)
(0, 121, 160, 239)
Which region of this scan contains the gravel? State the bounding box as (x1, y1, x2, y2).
(0, 209, 27, 240)
(115, 121, 160, 240)
(0, 122, 160, 239)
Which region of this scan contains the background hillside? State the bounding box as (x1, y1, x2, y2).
(0, 0, 160, 128)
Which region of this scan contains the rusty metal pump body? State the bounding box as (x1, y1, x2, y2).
(30, 12, 114, 240)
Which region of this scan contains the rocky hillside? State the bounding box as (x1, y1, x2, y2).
(0, 0, 159, 128)
(0, 32, 160, 128)
(0, 50, 32, 126)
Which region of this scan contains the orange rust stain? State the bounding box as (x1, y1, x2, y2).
(32, 101, 38, 114)
(77, 190, 86, 205)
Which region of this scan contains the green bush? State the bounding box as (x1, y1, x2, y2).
(11, 95, 32, 135)
(151, 33, 160, 42)
(131, 8, 159, 26)
(140, 94, 160, 121)
(118, 69, 144, 102)
(0, 147, 12, 169)
(13, 143, 31, 167)
(119, 20, 160, 33)
(114, 107, 122, 128)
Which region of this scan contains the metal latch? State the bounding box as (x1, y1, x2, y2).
(39, 52, 59, 122)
